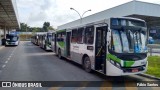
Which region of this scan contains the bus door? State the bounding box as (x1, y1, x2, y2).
(66, 32, 71, 57)
(52, 33, 57, 53)
(95, 26, 107, 74)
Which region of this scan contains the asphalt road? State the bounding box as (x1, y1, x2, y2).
(0, 41, 159, 90)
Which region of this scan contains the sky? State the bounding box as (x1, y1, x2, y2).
(16, 0, 160, 28)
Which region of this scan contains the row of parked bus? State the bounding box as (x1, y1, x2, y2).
(31, 17, 148, 76)
(31, 32, 52, 51)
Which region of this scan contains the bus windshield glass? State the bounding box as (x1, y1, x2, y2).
(6, 35, 18, 42)
(111, 18, 146, 27)
(110, 18, 147, 53)
(111, 29, 147, 53)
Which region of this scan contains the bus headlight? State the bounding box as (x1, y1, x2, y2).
(6, 41, 8, 45)
(115, 62, 121, 68)
(110, 59, 121, 68)
(110, 60, 114, 64)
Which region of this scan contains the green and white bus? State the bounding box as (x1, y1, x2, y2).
(31, 34, 40, 46)
(39, 32, 52, 51)
(51, 17, 148, 76)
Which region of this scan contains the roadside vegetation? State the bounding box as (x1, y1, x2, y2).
(19, 34, 32, 41)
(146, 56, 160, 78)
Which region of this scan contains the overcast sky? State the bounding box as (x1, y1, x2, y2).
(16, 0, 160, 28)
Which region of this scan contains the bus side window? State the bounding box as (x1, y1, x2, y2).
(84, 26, 94, 44)
(52, 34, 55, 41)
(57, 33, 62, 41)
(77, 28, 84, 44)
(71, 29, 77, 43)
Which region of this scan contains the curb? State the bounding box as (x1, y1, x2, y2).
(138, 73, 160, 80)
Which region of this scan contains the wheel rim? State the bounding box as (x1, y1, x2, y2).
(84, 58, 91, 70)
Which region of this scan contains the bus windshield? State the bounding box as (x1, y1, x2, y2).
(111, 29, 147, 53)
(6, 35, 18, 42)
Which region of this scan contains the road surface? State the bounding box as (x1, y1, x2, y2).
(0, 41, 159, 90)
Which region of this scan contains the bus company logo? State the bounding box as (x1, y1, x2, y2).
(2, 82, 11, 87)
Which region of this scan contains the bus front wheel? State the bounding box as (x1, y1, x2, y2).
(83, 57, 92, 73)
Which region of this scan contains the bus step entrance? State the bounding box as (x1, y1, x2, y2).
(95, 56, 105, 70)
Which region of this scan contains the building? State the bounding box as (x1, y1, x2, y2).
(0, 0, 19, 45)
(58, 0, 160, 43)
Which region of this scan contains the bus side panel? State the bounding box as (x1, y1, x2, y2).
(56, 41, 65, 57)
(79, 44, 95, 69)
(70, 43, 81, 64)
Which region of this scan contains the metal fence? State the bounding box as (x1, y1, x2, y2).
(148, 44, 160, 56)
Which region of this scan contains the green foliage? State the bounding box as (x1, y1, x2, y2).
(42, 22, 55, 31)
(146, 56, 160, 78)
(20, 22, 55, 32)
(20, 23, 43, 32)
(20, 23, 28, 32)
(48, 26, 55, 30)
(43, 22, 50, 32)
(32, 27, 42, 32)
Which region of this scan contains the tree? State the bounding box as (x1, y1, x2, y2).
(31, 27, 42, 32)
(48, 26, 55, 31)
(20, 23, 32, 32)
(43, 22, 50, 32)
(20, 23, 28, 32)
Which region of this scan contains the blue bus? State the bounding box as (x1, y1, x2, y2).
(5, 34, 19, 46)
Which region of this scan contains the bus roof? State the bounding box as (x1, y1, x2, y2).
(57, 17, 145, 31)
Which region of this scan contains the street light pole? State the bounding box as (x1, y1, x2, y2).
(82, 9, 91, 18)
(70, 8, 91, 23)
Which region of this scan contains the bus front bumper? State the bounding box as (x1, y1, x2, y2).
(106, 61, 148, 76)
(6, 41, 18, 46)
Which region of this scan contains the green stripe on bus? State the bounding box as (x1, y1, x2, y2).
(124, 61, 135, 67)
(107, 54, 135, 67)
(107, 54, 121, 64)
(58, 41, 65, 48)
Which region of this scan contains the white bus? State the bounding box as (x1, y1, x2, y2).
(5, 34, 19, 46)
(39, 32, 52, 51)
(51, 17, 148, 76)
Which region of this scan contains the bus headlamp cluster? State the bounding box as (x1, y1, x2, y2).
(6, 41, 11, 45)
(6, 41, 8, 45)
(110, 59, 121, 68)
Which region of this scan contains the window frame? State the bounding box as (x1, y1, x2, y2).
(71, 29, 78, 43)
(84, 26, 94, 45)
(77, 27, 84, 44)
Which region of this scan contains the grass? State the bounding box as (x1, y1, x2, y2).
(146, 56, 160, 78)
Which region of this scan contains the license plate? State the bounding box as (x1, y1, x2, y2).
(132, 68, 139, 72)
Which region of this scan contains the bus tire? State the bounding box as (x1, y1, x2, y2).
(58, 49, 62, 59)
(83, 56, 92, 73)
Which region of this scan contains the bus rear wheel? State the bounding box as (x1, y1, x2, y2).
(83, 57, 92, 73)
